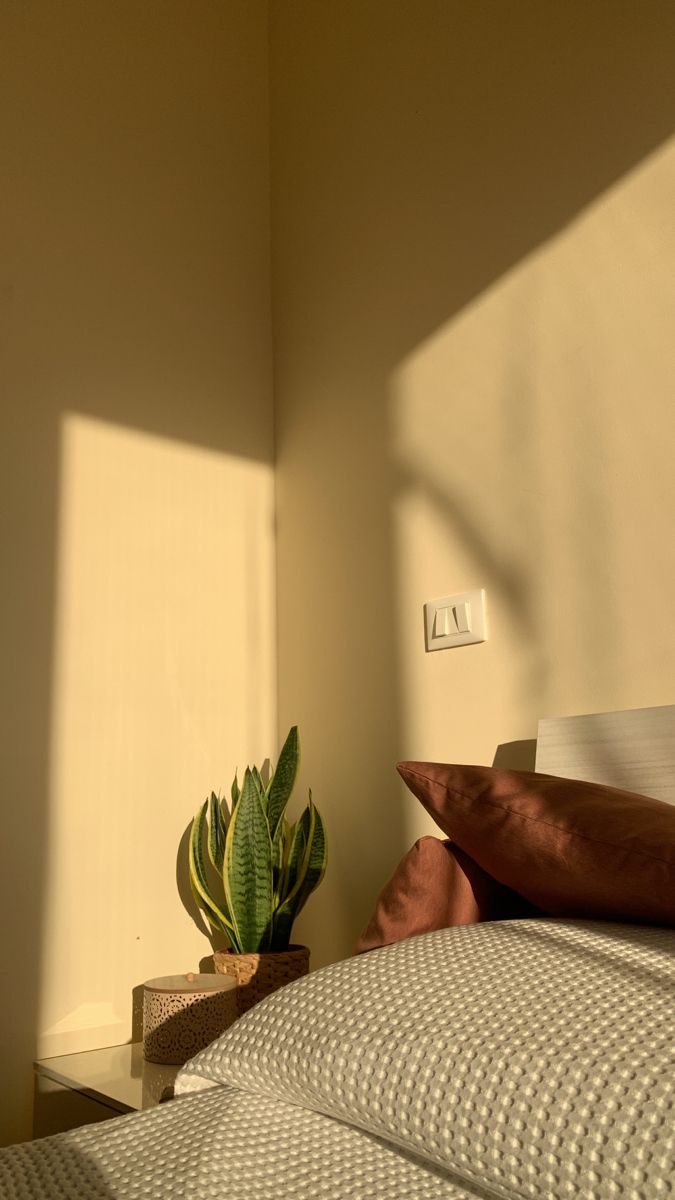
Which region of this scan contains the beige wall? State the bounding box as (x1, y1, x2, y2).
(0, 1, 274, 1144)
(271, 1, 675, 966)
(2, 0, 675, 1149)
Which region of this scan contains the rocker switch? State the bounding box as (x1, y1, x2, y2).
(424, 590, 487, 651)
(433, 607, 450, 637)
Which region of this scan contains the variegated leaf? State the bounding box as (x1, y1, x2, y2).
(289, 793, 327, 920)
(272, 794, 325, 949)
(223, 767, 273, 953)
(189, 801, 234, 936)
(272, 816, 290, 904)
(207, 792, 227, 872)
(267, 726, 299, 842)
(277, 806, 308, 907)
(231, 772, 241, 809)
(251, 766, 267, 812)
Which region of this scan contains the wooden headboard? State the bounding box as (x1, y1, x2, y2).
(535, 703, 675, 807)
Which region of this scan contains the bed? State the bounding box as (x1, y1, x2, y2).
(2, 705, 674, 1199)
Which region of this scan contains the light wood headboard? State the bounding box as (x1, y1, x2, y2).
(535, 704, 675, 806)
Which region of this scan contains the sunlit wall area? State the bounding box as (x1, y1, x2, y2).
(271, 0, 675, 960)
(0, 0, 272, 1144)
(393, 137, 675, 845)
(41, 415, 275, 1058)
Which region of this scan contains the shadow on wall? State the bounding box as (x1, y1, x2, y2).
(175, 823, 229, 960)
(272, 0, 675, 956)
(492, 742, 537, 772)
(388, 126, 675, 745)
(0, 1, 272, 1146)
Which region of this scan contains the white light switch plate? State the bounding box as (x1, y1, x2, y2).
(424, 589, 487, 651)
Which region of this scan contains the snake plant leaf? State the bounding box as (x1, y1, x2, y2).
(291, 793, 327, 919)
(188, 727, 324, 955)
(188, 871, 233, 941)
(223, 767, 273, 953)
(273, 814, 289, 870)
(231, 772, 240, 809)
(267, 726, 299, 843)
(272, 816, 290, 904)
(251, 766, 267, 813)
(272, 794, 326, 949)
(277, 805, 308, 907)
(207, 792, 227, 872)
(189, 801, 234, 936)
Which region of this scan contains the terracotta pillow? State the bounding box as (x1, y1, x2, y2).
(397, 762, 675, 925)
(355, 835, 538, 953)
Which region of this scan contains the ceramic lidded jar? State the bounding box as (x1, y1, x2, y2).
(142, 973, 238, 1065)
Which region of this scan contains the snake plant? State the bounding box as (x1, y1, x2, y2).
(188, 727, 327, 954)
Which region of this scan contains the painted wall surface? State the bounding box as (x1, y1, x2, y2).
(0, 1, 274, 1144)
(271, 1, 675, 967)
(2, 0, 675, 1149)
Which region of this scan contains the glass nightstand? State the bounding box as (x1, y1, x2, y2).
(33, 1042, 180, 1137)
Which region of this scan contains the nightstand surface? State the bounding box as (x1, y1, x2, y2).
(34, 1042, 179, 1115)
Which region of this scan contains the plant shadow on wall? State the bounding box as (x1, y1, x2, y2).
(389, 327, 618, 729)
(273, 0, 675, 956)
(387, 127, 672, 732)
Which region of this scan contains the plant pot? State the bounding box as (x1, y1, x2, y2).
(213, 944, 310, 1015)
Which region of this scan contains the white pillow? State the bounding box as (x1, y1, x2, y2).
(177, 919, 675, 1200)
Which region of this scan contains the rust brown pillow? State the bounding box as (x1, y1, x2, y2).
(397, 762, 675, 925)
(355, 835, 538, 953)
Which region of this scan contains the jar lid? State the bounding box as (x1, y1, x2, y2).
(143, 973, 237, 994)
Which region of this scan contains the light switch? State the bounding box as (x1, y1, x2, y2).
(424, 590, 486, 651)
(452, 602, 471, 634)
(433, 607, 450, 637)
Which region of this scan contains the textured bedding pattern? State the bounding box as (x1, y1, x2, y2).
(2, 919, 673, 1199)
(178, 919, 675, 1200)
(0, 1084, 495, 1199)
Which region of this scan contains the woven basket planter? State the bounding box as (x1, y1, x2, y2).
(213, 944, 310, 1015)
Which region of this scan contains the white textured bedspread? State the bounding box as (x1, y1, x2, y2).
(0, 1086, 492, 1199)
(1, 919, 674, 1199)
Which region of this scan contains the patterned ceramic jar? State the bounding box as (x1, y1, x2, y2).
(142, 973, 238, 1065)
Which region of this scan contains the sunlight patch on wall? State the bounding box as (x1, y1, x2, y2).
(39, 413, 276, 1057)
(391, 136, 675, 841)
